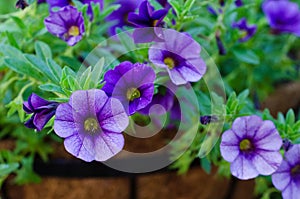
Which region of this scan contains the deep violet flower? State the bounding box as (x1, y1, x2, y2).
(16, 0, 29, 9)
(200, 115, 218, 125)
(102, 61, 156, 115)
(128, 1, 168, 43)
(139, 85, 175, 115)
(232, 18, 257, 42)
(106, 0, 140, 35)
(54, 89, 129, 162)
(149, 29, 206, 85)
(216, 33, 226, 55)
(23, 93, 58, 131)
(272, 144, 300, 199)
(220, 115, 283, 180)
(46, 0, 103, 20)
(44, 6, 85, 46)
(262, 0, 300, 36)
(37, 0, 46, 3)
(156, 0, 171, 10)
(235, 0, 243, 7)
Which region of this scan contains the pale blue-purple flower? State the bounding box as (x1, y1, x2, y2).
(149, 29, 206, 85)
(232, 18, 257, 42)
(106, 0, 140, 35)
(44, 6, 85, 46)
(262, 0, 300, 36)
(272, 144, 300, 199)
(54, 89, 129, 162)
(23, 93, 58, 131)
(102, 61, 156, 115)
(220, 115, 283, 180)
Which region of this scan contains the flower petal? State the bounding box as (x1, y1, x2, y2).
(230, 155, 258, 180)
(252, 150, 282, 175)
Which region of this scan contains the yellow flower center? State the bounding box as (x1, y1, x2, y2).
(153, 20, 159, 26)
(84, 117, 99, 133)
(164, 57, 175, 69)
(291, 165, 300, 176)
(239, 139, 252, 151)
(126, 88, 140, 101)
(68, 26, 80, 36)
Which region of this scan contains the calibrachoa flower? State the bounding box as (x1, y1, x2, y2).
(139, 85, 174, 115)
(54, 89, 129, 162)
(235, 0, 243, 7)
(156, 0, 171, 10)
(220, 115, 283, 180)
(44, 6, 85, 46)
(149, 29, 206, 85)
(16, 0, 28, 9)
(128, 1, 168, 43)
(272, 144, 300, 199)
(102, 61, 156, 115)
(23, 93, 58, 131)
(262, 0, 300, 36)
(46, 0, 103, 20)
(106, 0, 140, 35)
(232, 18, 257, 42)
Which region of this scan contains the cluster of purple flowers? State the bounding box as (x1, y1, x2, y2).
(220, 116, 300, 198)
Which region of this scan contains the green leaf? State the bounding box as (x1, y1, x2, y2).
(25, 54, 59, 84)
(286, 109, 295, 126)
(11, 16, 26, 30)
(0, 163, 19, 177)
(4, 58, 44, 80)
(39, 83, 64, 94)
(5, 31, 20, 49)
(0, 44, 23, 58)
(47, 58, 62, 81)
(183, 0, 196, 15)
(35, 41, 52, 61)
(169, 0, 181, 16)
(99, 4, 121, 21)
(90, 57, 104, 88)
(200, 157, 211, 174)
(14, 156, 41, 185)
(232, 48, 260, 65)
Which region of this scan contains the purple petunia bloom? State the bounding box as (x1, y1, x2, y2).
(128, 1, 168, 43)
(262, 0, 300, 36)
(106, 0, 140, 35)
(149, 29, 206, 85)
(44, 6, 85, 46)
(46, 0, 103, 20)
(23, 93, 58, 131)
(235, 0, 243, 7)
(220, 115, 283, 180)
(232, 18, 257, 42)
(272, 144, 300, 199)
(54, 89, 129, 162)
(139, 85, 174, 115)
(102, 61, 156, 116)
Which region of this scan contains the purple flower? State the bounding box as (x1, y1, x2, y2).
(16, 0, 29, 9)
(23, 93, 58, 131)
(37, 0, 46, 3)
(149, 29, 206, 85)
(235, 0, 243, 7)
(102, 61, 156, 115)
(272, 144, 300, 199)
(262, 0, 300, 36)
(156, 0, 171, 10)
(128, 1, 168, 43)
(106, 0, 140, 35)
(216, 31, 226, 55)
(232, 18, 257, 42)
(200, 115, 218, 125)
(220, 115, 283, 180)
(54, 89, 129, 162)
(46, 0, 103, 20)
(44, 6, 85, 46)
(139, 85, 175, 115)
